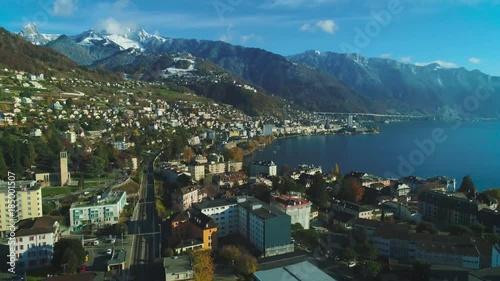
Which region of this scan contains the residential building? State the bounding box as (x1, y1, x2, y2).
(69, 191, 127, 232)
(249, 161, 277, 177)
(29, 128, 42, 137)
(207, 162, 225, 174)
(14, 217, 60, 270)
(64, 131, 76, 143)
(262, 124, 273, 136)
(169, 211, 217, 253)
(35, 151, 71, 187)
(213, 172, 247, 188)
(477, 209, 500, 235)
(392, 183, 411, 197)
(254, 261, 336, 281)
(164, 256, 194, 281)
(371, 223, 499, 269)
(188, 164, 205, 182)
(0, 181, 43, 237)
(270, 193, 312, 229)
(162, 165, 191, 184)
(172, 186, 206, 211)
(330, 199, 375, 220)
(226, 161, 243, 172)
(418, 191, 485, 227)
(192, 196, 293, 257)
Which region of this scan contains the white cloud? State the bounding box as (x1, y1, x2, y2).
(379, 53, 392, 59)
(300, 19, 338, 34)
(469, 57, 481, 64)
(52, 0, 78, 17)
(97, 18, 136, 35)
(400, 56, 412, 63)
(240, 33, 262, 44)
(415, 60, 458, 68)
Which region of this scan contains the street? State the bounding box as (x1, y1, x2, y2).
(127, 151, 163, 281)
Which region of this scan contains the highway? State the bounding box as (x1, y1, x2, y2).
(127, 151, 162, 280)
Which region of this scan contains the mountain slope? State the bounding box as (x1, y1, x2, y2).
(19, 23, 60, 45)
(289, 51, 500, 117)
(0, 27, 120, 81)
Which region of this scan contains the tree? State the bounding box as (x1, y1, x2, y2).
(449, 225, 474, 236)
(236, 254, 258, 276)
(223, 147, 244, 162)
(12, 142, 23, 174)
(292, 222, 304, 232)
(183, 146, 195, 163)
(192, 250, 215, 281)
(52, 239, 85, 274)
(411, 261, 431, 281)
(341, 247, 358, 262)
(23, 141, 36, 169)
(220, 245, 241, 263)
(86, 156, 106, 177)
(458, 175, 477, 197)
(307, 173, 329, 207)
(340, 177, 364, 203)
(471, 224, 485, 236)
(360, 260, 381, 279)
(416, 221, 438, 234)
(66, 98, 73, 108)
(0, 148, 7, 180)
(164, 248, 174, 257)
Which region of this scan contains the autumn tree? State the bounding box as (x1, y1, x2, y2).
(183, 146, 195, 163)
(236, 253, 258, 276)
(220, 245, 242, 263)
(192, 250, 215, 281)
(223, 147, 244, 162)
(340, 177, 364, 203)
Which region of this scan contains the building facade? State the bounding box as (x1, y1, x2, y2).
(0, 181, 43, 237)
(172, 186, 206, 211)
(70, 191, 127, 232)
(14, 217, 60, 270)
(192, 196, 293, 257)
(249, 161, 277, 177)
(270, 194, 312, 229)
(188, 165, 205, 182)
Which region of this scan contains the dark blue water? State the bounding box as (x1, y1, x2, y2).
(246, 121, 500, 191)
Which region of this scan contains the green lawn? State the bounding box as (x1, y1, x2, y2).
(41, 186, 78, 197)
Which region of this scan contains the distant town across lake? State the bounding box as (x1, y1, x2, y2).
(246, 120, 500, 191)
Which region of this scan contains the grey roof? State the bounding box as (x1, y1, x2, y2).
(468, 266, 500, 281)
(192, 197, 238, 210)
(254, 261, 336, 281)
(239, 197, 288, 220)
(163, 256, 193, 274)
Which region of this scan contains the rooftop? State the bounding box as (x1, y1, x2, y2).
(71, 191, 126, 208)
(163, 256, 193, 274)
(469, 266, 500, 281)
(271, 194, 312, 209)
(254, 261, 336, 281)
(239, 197, 288, 220)
(419, 191, 480, 213)
(0, 180, 41, 191)
(16, 216, 58, 237)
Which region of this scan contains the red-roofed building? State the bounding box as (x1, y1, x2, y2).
(270, 193, 312, 229)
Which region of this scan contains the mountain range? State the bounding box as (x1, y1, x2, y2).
(16, 23, 500, 118)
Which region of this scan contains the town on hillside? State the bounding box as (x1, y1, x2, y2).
(0, 72, 499, 281)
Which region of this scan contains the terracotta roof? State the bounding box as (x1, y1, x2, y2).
(16, 217, 57, 237)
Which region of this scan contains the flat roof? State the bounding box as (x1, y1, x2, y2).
(192, 198, 238, 209)
(163, 256, 193, 274)
(254, 261, 336, 281)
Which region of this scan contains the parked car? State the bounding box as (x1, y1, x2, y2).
(107, 249, 113, 255)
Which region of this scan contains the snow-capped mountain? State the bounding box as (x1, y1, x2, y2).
(103, 28, 169, 51)
(19, 23, 60, 45)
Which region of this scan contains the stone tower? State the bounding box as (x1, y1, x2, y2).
(60, 151, 69, 186)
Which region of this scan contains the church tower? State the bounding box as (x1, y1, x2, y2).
(60, 151, 69, 186)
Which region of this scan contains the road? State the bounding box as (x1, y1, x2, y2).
(127, 151, 162, 281)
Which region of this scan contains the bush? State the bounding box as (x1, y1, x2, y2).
(164, 248, 174, 257)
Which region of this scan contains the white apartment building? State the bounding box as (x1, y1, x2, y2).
(270, 194, 312, 229)
(249, 161, 277, 177)
(70, 191, 127, 232)
(0, 181, 43, 237)
(188, 164, 205, 182)
(207, 162, 226, 174)
(14, 217, 60, 270)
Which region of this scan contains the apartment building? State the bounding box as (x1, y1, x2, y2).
(330, 199, 375, 220)
(14, 217, 60, 270)
(418, 191, 484, 227)
(188, 164, 205, 182)
(70, 191, 127, 232)
(172, 186, 206, 211)
(226, 161, 243, 173)
(207, 162, 226, 174)
(249, 161, 277, 177)
(270, 193, 312, 229)
(170, 211, 217, 254)
(192, 196, 293, 257)
(0, 181, 43, 237)
(371, 223, 499, 269)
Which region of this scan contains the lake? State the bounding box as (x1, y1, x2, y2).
(246, 121, 500, 191)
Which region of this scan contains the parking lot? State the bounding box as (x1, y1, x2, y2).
(83, 236, 133, 272)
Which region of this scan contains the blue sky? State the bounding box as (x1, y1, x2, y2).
(1, 0, 499, 75)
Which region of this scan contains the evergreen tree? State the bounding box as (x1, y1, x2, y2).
(13, 142, 23, 174)
(0, 148, 8, 180)
(458, 175, 477, 197)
